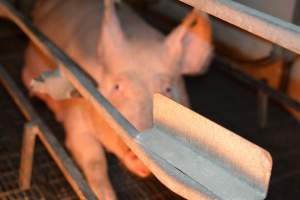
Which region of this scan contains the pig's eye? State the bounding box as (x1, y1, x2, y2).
(165, 87, 172, 94)
(114, 84, 120, 91)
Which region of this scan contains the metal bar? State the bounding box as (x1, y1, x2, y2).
(0, 66, 97, 200)
(215, 56, 300, 111)
(279, 58, 295, 92)
(292, 0, 300, 26)
(257, 88, 269, 129)
(179, 0, 300, 55)
(19, 121, 38, 190)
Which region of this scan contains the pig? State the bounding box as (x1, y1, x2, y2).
(22, 0, 212, 199)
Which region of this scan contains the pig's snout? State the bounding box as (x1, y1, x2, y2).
(123, 104, 153, 131)
(129, 116, 152, 132)
(115, 97, 153, 132)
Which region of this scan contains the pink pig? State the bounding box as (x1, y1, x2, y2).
(22, 0, 212, 199)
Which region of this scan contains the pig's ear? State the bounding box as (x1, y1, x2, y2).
(164, 10, 213, 75)
(98, 0, 128, 65)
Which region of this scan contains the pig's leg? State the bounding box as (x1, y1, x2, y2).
(23, 44, 148, 179)
(23, 45, 116, 199)
(104, 138, 150, 178)
(119, 148, 150, 177)
(89, 112, 150, 177)
(100, 134, 150, 178)
(22, 44, 56, 89)
(64, 104, 117, 200)
(22, 45, 67, 121)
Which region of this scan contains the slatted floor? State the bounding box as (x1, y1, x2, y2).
(0, 119, 183, 200)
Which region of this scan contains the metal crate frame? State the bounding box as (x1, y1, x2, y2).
(1, 0, 300, 199)
(0, 65, 97, 199)
(177, 0, 300, 128)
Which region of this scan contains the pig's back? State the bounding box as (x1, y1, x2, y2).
(32, 0, 101, 61)
(31, 0, 164, 64)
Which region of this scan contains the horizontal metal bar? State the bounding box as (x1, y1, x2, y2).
(215, 56, 300, 111)
(257, 88, 269, 129)
(0, 65, 97, 200)
(179, 0, 300, 55)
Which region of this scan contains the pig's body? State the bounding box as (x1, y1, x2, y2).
(22, 0, 212, 199)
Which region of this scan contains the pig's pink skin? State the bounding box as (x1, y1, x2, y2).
(22, 0, 212, 199)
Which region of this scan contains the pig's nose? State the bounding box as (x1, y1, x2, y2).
(128, 112, 152, 132)
(132, 119, 152, 132)
(122, 101, 153, 131)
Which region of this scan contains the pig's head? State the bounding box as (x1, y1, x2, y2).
(97, 0, 212, 131)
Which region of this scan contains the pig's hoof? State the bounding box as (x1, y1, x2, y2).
(123, 150, 150, 177)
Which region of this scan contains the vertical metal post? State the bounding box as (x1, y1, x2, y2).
(19, 121, 38, 190)
(0, 65, 97, 199)
(257, 81, 269, 128)
(279, 51, 296, 93)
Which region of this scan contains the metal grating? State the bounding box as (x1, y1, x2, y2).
(0, 135, 77, 200)
(0, 130, 184, 200)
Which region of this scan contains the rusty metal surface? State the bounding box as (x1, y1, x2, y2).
(179, 0, 300, 55)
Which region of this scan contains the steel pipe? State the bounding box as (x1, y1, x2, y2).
(179, 0, 300, 55)
(215, 56, 300, 112)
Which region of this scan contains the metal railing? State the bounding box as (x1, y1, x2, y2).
(0, 66, 98, 200)
(0, 0, 299, 199)
(178, 0, 300, 128)
(179, 0, 300, 55)
(0, 0, 164, 199)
